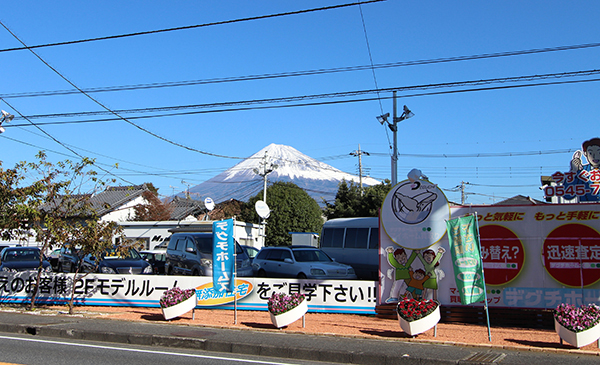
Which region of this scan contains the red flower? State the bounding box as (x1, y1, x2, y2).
(396, 298, 439, 322)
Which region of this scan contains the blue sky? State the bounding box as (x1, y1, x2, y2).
(1, 1, 599, 205)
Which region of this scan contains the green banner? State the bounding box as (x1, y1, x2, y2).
(446, 215, 486, 305)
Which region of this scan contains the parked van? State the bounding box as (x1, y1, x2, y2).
(164, 232, 253, 277)
(319, 217, 379, 280)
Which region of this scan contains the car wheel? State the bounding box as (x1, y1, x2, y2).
(257, 269, 267, 277)
(297, 273, 307, 279)
(192, 269, 200, 276)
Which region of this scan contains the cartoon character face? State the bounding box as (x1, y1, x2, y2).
(584, 145, 600, 169)
(395, 251, 407, 265)
(423, 251, 435, 264)
(413, 270, 425, 280)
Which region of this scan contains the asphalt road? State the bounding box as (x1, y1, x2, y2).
(0, 310, 597, 365)
(0, 333, 339, 365)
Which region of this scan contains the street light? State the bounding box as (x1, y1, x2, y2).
(376, 91, 414, 186)
(0, 110, 14, 134)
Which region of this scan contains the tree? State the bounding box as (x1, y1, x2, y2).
(63, 219, 125, 314)
(0, 152, 127, 312)
(0, 163, 45, 241)
(323, 179, 392, 219)
(131, 190, 172, 221)
(239, 181, 323, 246)
(206, 199, 245, 221)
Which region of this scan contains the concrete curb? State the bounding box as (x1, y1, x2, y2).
(0, 308, 598, 364)
(0, 321, 461, 365)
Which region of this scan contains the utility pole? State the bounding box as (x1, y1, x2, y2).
(376, 93, 414, 186)
(350, 144, 370, 195)
(169, 185, 179, 199)
(181, 180, 191, 199)
(0, 110, 14, 134)
(461, 181, 466, 205)
(253, 152, 278, 203)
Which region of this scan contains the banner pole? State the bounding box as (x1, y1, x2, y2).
(233, 218, 238, 325)
(474, 212, 492, 342)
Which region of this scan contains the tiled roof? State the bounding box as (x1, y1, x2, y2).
(89, 184, 150, 216)
(169, 196, 206, 220)
(493, 195, 547, 206)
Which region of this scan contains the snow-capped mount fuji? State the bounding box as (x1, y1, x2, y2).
(186, 144, 380, 205)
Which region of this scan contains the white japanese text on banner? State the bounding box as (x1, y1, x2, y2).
(213, 219, 234, 293)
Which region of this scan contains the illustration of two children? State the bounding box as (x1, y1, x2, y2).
(385, 245, 445, 303)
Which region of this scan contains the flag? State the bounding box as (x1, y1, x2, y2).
(213, 218, 234, 293)
(446, 215, 486, 305)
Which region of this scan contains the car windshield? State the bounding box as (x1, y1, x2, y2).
(101, 248, 141, 260)
(3, 249, 40, 262)
(292, 249, 332, 262)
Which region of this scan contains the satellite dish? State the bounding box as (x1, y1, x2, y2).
(204, 197, 215, 211)
(255, 200, 271, 219)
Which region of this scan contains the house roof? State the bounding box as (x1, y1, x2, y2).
(493, 195, 547, 206)
(169, 196, 206, 220)
(89, 184, 150, 216)
(41, 184, 207, 221)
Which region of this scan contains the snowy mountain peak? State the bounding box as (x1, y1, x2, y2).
(189, 144, 380, 204)
(225, 143, 378, 183)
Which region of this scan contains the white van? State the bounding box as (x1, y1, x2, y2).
(319, 217, 379, 280)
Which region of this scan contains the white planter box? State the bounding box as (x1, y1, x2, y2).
(161, 293, 197, 320)
(555, 319, 600, 348)
(397, 306, 440, 336)
(270, 299, 308, 328)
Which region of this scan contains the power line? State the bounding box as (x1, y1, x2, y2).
(357, 1, 385, 115)
(0, 1, 384, 53)
(8, 69, 600, 124)
(467, 183, 539, 188)
(370, 148, 578, 158)
(0, 21, 251, 161)
(3, 41, 600, 100)
(0, 97, 134, 187)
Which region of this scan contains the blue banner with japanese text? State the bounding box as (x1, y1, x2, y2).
(213, 219, 234, 292)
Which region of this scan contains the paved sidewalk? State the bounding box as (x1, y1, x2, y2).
(0, 305, 598, 364)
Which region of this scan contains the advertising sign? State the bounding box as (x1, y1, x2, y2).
(381, 179, 450, 249)
(478, 224, 525, 285)
(544, 137, 600, 202)
(446, 215, 486, 305)
(541, 223, 600, 287)
(213, 219, 234, 292)
(0, 274, 377, 314)
(379, 202, 600, 309)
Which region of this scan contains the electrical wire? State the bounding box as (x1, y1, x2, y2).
(370, 148, 579, 158)
(2, 41, 600, 100)
(0, 97, 135, 187)
(8, 68, 600, 124)
(0, 1, 385, 53)
(0, 21, 251, 161)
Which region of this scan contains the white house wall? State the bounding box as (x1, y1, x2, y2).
(118, 220, 264, 250)
(100, 196, 147, 222)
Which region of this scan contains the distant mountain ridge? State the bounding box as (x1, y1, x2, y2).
(187, 144, 380, 204)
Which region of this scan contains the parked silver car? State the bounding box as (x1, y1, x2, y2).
(252, 246, 356, 279)
(165, 232, 253, 277)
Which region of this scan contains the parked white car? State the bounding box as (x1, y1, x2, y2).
(252, 246, 356, 279)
